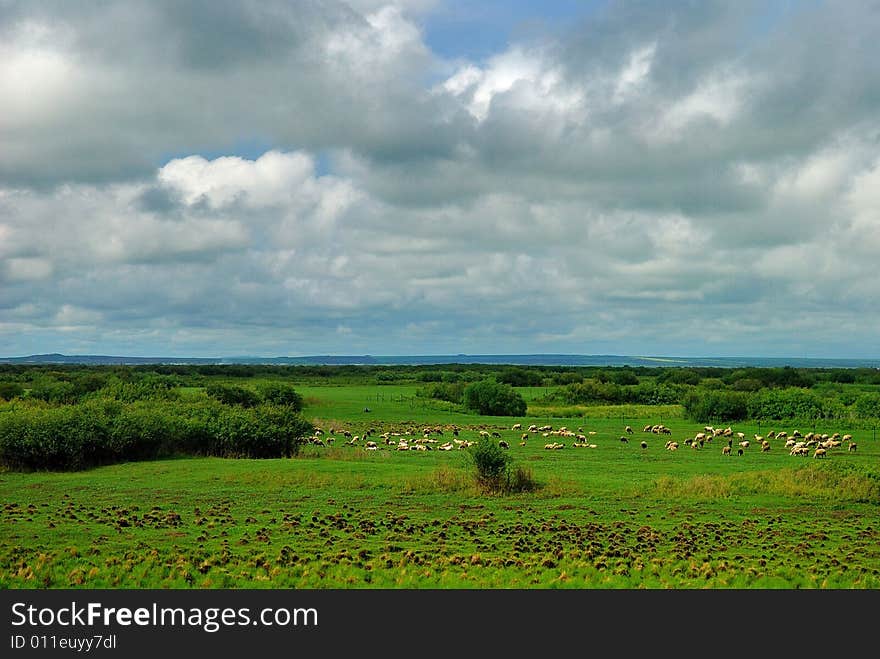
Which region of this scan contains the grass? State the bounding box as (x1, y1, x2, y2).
(2, 383, 879, 589)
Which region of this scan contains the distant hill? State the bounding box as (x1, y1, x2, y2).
(1, 353, 879, 368)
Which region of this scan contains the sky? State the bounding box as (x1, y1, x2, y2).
(1, 0, 879, 359)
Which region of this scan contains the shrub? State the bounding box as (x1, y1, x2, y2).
(854, 392, 880, 419)
(657, 368, 702, 386)
(747, 388, 834, 421)
(0, 399, 313, 470)
(467, 437, 512, 492)
(27, 376, 77, 404)
(205, 383, 261, 407)
(683, 389, 749, 422)
(0, 382, 24, 401)
(416, 382, 466, 404)
(0, 404, 110, 471)
(462, 379, 527, 416)
(466, 438, 539, 494)
(498, 368, 543, 387)
(256, 382, 304, 410)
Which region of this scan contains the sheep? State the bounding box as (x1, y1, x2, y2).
(640, 441, 648, 449)
(619, 436, 629, 443)
(511, 423, 522, 430)
(739, 440, 750, 449)
(737, 448, 744, 456)
(722, 445, 731, 456)
(847, 442, 857, 452)
(813, 447, 827, 458)
(625, 425, 634, 434)
(521, 433, 529, 442)
(761, 440, 771, 452)
(498, 440, 509, 449)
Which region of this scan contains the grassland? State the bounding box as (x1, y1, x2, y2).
(2, 379, 879, 589)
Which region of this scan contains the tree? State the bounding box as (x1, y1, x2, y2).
(257, 382, 304, 410)
(205, 383, 260, 407)
(462, 379, 527, 416)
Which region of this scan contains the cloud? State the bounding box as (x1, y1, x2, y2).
(2, 1, 880, 358)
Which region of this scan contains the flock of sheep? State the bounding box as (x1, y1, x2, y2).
(304, 421, 858, 460)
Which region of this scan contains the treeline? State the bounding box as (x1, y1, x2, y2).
(416, 379, 527, 416)
(544, 379, 880, 424)
(0, 372, 312, 471)
(682, 388, 880, 424)
(0, 400, 313, 471)
(2, 362, 880, 391)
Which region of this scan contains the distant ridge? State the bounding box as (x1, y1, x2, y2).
(1, 353, 879, 368)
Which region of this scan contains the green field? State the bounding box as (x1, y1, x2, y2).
(2, 378, 879, 589)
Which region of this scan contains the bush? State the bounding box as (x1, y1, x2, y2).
(467, 437, 511, 491)
(462, 379, 527, 416)
(683, 389, 749, 422)
(466, 438, 539, 494)
(747, 388, 835, 421)
(498, 368, 543, 387)
(27, 376, 77, 404)
(854, 393, 880, 419)
(207, 404, 312, 458)
(0, 404, 110, 471)
(551, 371, 583, 385)
(205, 384, 261, 407)
(0, 382, 24, 401)
(256, 382, 304, 410)
(416, 382, 466, 404)
(0, 399, 313, 470)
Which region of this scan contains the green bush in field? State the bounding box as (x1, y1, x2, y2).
(27, 375, 77, 404)
(0, 382, 24, 401)
(462, 379, 527, 416)
(205, 383, 261, 407)
(854, 392, 880, 419)
(747, 387, 842, 421)
(207, 404, 312, 458)
(467, 437, 512, 491)
(467, 437, 538, 494)
(256, 382, 304, 410)
(0, 399, 313, 470)
(683, 388, 749, 422)
(498, 368, 544, 387)
(416, 381, 466, 404)
(0, 404, 110, 471)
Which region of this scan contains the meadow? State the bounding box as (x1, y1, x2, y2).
(1, 365, 879, 589)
